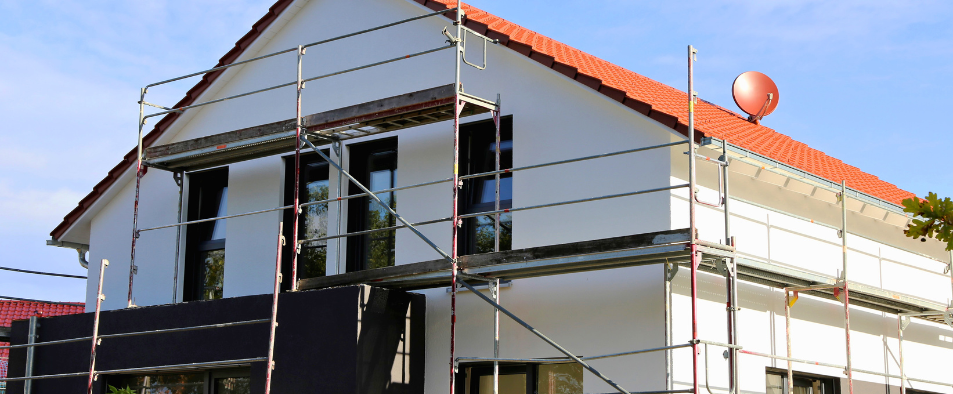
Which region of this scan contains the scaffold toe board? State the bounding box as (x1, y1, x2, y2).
(297, 229, 695, 291)
(144, 84, 493, 172)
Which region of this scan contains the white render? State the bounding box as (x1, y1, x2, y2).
(57, 0, 953, 393)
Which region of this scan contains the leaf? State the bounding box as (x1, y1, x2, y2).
(901, 193, 953, 251)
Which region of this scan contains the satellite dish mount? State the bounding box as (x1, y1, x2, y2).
(732, 71, 779, 125)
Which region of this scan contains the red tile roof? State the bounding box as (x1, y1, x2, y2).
(51, 0, 913, 240)
(0, 300, 85, 360)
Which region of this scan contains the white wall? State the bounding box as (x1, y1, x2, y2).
(78, 0, 953, 392)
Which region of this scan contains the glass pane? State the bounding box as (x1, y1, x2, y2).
(479, 177, 512, 204)
(765, 374, 783, 394)
(473, 213, 512, 254)
(478, 373, 525, 394)
(215, 377, 250, 394)
(300, 178, 329, 279)
(210, 187, 228, 240)
(201, 249, 225, 300)
(108, 373, 205, 394)
(537, 364, 583, 394)
(366, 167, 396, 269)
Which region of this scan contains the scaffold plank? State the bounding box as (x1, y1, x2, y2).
(144, 84, 492, 171)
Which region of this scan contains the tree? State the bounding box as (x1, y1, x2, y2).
(902, 192, 953, 251)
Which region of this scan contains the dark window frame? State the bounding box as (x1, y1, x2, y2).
(183, 167, 229, 302)
(346, 137, 398, 272)
(282, 151, 331, 291)
(458, 116, 513, 256)
(105, 367, 249, 394)
(766, 367, 841, 394)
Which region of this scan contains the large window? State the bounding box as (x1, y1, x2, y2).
(184, 168, 228, 302)
(459, 117, 512, 255)
(455, 363, 582, 394)
(766, 369, 839, 394)
(347, 138, 398, 272)
(283, 152, 330, 288)
(107, 368, 249, 394)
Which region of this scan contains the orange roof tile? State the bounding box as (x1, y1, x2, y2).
(0, 300, 84, 360)
(425, 0, 914, 205)
(51, 0, 913, 240)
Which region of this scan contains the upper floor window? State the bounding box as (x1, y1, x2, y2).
(283, 152, 330, 288)
(766, 369, 839, 394)
(459, 116, 513, 255)
(347, 138, 398, 271)
(184, 168, 228, 302)
(455, 362, 581, 394)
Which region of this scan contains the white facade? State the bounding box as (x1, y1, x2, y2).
(56, 0, 953, 393)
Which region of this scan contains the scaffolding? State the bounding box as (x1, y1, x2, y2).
(4, 2, 953, 394)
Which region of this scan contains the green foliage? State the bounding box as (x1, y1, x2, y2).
(902, 192, 953, 251)
(107, 385, 136, 394)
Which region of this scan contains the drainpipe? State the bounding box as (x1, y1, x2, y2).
(46, 239, 91, 269)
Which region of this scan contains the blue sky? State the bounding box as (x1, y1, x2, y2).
(1, 0, 951, 303)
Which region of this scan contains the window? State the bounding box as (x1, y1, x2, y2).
(347, 138, 397, 272)
(283, 152, 330, 288)
(184, 168, 228, 302)
(456, 363, 582, 394)
(107, 372, 205, 394)
(459, 117, 512, 255)
(766, 369, 839, 394)
(107, 369, 249, 394)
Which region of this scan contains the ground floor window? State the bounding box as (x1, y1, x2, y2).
(456, 362, 582, 394)
(107, 368, 249, 394)
(766, 368, 839, 394)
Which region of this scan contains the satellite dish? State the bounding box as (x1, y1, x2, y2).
(732, 71, 779, 124)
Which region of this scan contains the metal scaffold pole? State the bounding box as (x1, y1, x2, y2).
(172, 171, 184, 303)
(492, 278, 501, 394)
(785, 290, 794, 394)
(290, 45, 305, 291)
(841, 180, 854, 394)
(722, 140, 739, 394)
(87, 259, 108, 394)
(493, 105, 501, 253)
(687, 44, 700, 394)
(450, 2, 463, 393)
(264, 223, 284, 394)
(128, 88, 147, 308)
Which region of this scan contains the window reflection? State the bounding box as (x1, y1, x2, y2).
(108, 373, 205, 394)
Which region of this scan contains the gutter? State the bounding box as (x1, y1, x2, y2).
(46, 239, 90, 269)
(701, 137, 908, 216)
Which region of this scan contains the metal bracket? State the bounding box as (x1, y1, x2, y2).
(132, 265, 138, 275)
(945, 263, 951, 275)
(173, 171, 183, 187)
(666, 263, 679, 281)
(945, 309, 953, 329)
(900, 316, 912, 331)
(715, 258, 730, 277)
(442, 27, 460, 44)
(332, 140, 342, 157)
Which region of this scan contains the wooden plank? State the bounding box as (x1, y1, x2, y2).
(145, 84, 457, 160)
(302, 84, 455, 129)
(145, 118, 297, 159)
(297, 229, 691, 291)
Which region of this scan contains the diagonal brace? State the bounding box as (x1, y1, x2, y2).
(301, 137, 453, 263)
(458, 279, 631, 394)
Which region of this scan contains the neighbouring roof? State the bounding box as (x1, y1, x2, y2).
(0, 300, 85, 360)
(51, 0, 915, 240)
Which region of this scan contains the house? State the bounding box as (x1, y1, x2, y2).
(6, 0, 951, 393)
(0, 300, 84, 394)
